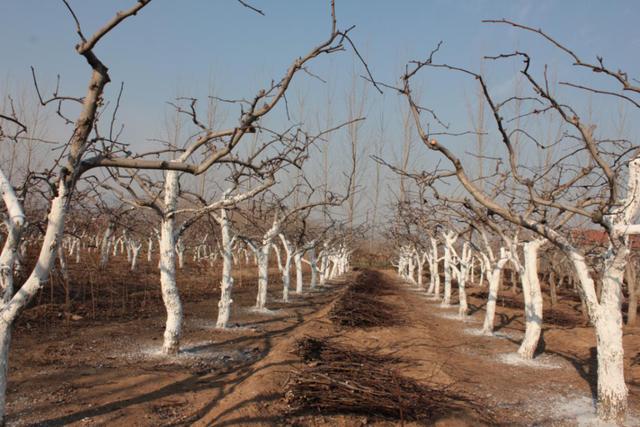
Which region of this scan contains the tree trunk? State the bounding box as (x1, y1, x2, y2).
(99, 222, 115, 269)
(417, 256, 424, 289)
(0, 322, 11, 426)
(593, 249, 627, 422)
(294, 252, 303, 294)
(482, 256, 508, 335)
(309, 248, 318, 289)
(570, 249, 627, 422)
(216, 208, 234, 328)
(458, 267, 468, 318)
(159, 171, 182, 355)
(0, 181, 69, 421)
(282, 256, 291, 303)
(518, 240, 544, 359)
(132, 245, 140, 271)
(255, 245, 270, 310)
(442, 246, 452, 306)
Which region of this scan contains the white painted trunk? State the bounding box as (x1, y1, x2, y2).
(482, 255, 508, 335)
(159, 171, 182, 355)
(294, 252, 303, 294)
(130, 244, 141, 271)
(278, 235, 292, 302)
(216, 208, 234, 328)
(125, 236, 132, 263)
(0, 322, 11, 426)
(588, 249, 627, 421)
(282, 257, 291, 302)
(99, 223, 115, 268)
(74, 240, 81, 263)
(442, 246, 452, 306)
(308, 249, 318, 289)
(255, 245, 270, 309)
(0, 181, 68, 422)
(407, 255, 416, 284)
(176, 239, 185, 269)
(319, 254, 328, 285)
(518, 240, 544, 359)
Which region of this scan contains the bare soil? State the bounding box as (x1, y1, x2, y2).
(6, 267, 640, 426)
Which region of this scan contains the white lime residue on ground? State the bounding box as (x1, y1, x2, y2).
(462, 327, 521, 339)
(434, 311, 479, 322)
(246, 307, 281, 315)
(525, 394, 640, 427)
(119, 341, 226, 363)
(497, 352, 562, 369)
(117, 339, 259, 367)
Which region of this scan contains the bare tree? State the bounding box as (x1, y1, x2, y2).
(390, 22, 640, 420)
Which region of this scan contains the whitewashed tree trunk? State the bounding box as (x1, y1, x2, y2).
(99, 222, 115, 268)
(308, 248, 318, 289)
(176, 238, 185, 269)
(319, 251, 328, 285)
(278, 235, 293, 302)
(417, 252, 428, 289)
(482, 249, 509, 335)
(124, 233, 132, 263)
(0, 180, 68, 424)
(112, 236, 120, 256)
(457, 242, 472, 318)
(407, 252, 416, 284)
(255, 244, 270, 310)
(517, 239, 545, 359)
(0, 168, 25, 425)
(294, 252, 303, 294)
(216, 207, 234, 328)
(130, 241, 141, 271)
(429, 237, 439, 296)
(74, 239, 81, 263)
(159, 171, 182, 355)
(426, 254, 436, 294)
(442, 245, 452, 306)
(329, 257, 339, 278)
(567, 247, 627, 421)
(442, 232, 458, 306)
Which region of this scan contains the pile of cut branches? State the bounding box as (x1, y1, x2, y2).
(329, 270, 400, 328)
(286, 337, 489, 423)
(294, 336, 401, 365)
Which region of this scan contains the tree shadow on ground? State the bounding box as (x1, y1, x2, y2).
(545, 347, 598, 401)
(32, 297, 328, 426)
(492, 313, 519, 332)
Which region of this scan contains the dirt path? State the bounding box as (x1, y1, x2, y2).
(191, 269, 640, 426)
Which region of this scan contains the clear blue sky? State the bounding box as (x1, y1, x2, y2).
(1, 1, 638, 221)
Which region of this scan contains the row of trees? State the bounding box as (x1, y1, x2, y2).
(0, 1, 367, 423)
(383, 21, 639, 422)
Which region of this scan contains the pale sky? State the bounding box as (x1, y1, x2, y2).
(1, 1, 638, 224)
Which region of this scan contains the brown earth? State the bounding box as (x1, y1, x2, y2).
(6, 267, 640, 426)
